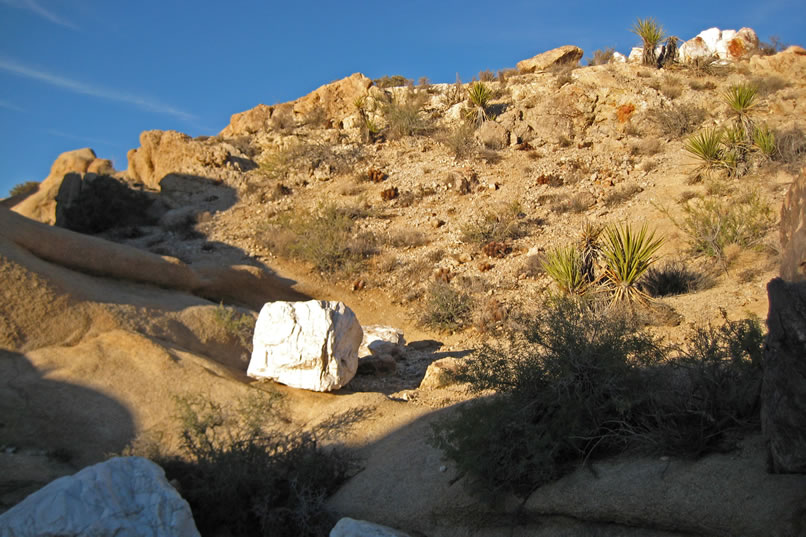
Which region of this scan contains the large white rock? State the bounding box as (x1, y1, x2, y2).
(248, 300, 363, 392)
(330, 517, 413, 537)
(0, 457, 199, 537)
(679, 27, 760, 62)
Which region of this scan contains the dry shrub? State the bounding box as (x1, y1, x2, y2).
(460, 202, 526, 245)
(603, 184, 642, 207)
(551, 193, 593, 214)
(420, 281, 473, 332)
(478, 69, 495, 82)
(689, 79, 717, 91)
(441, 122, 477, 159)
(587, 48, 615, 66)
(641, 260, 710, 296)
(750, 75, 789, 96)
(387, 229, 429, 248)
(373, 75, 412, 88)
(651, 103, 706, 137)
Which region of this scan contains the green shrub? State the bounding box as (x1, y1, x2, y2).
(373, 75, 412, 88)
(684, 128, 725, 175)
(430, 297, 764, 499)
(466, 81, 492, 124)
(420, 281, 473, 332)
(213, 302, 255, 348)
(154, 393, 351, 537)
(752, 124, 778, 160)
(674, 192, 774, 258)
(9, 181, 39, 197)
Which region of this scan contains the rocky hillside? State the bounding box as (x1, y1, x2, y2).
(3, 27, 806, 537)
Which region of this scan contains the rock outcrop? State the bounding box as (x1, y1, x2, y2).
(0, 457, 200, 537)
(220, 73, 373, 137)
(248, 300, 363, 391)
(762, 171, 806, 474)
(126, 130, 252, 190)
(11, 148, 116, 225)
(677, 27, 759, 62)
(516, 45, 583, 74)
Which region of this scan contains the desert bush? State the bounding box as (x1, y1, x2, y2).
(441, 122, 477, 159)
(776, 126, 806, 166)
(672, 191, 775, 259)
(478, 69, 495, 82)
(750, 75, 789, 96)
(430, 296, 764, 499)
(387, 229, 429, 248)
(154, 393, 351, 537)
(651, 103, 706, 137)
(213, 302, 255, 349)
(373, 75, 412, 88)
(266, 204, 377, 275)
(660, 78, 683, 100)
(9, 181, 39, 197)
(587, 48, 615, 66)
(550, 192, 593, 214)
(460, 202, 525, 245)
(382, 92, 430, 139)
(641, 260, 708, 297)
(631, 17, 665, 66)
(603, 184, 643, 206)
(420, 281, 473, 332)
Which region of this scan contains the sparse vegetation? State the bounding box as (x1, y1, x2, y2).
(588, 48, 615, 66)
(652, 103, 706, 137)
(213, 302, 255, 349)
(420, 281, 473, 332)
(265, 204, 377, 276)
(382, 92, 430, 139)
(150, 393, 352, 537)
(9, 181, 39, 197)
(460, 202, 525, 245)
(642, 260, 709, 297)
(671, 191, 775, 259)
(430, 297, 763, 499)
(373, 75, 412, 88)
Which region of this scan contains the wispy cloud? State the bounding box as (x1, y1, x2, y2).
(0, 0, 78, 30)
(0, 98, 25, 112)
(0, 57, 197, 122)
(45, 129, 127, 149)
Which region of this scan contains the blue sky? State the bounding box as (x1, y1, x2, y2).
(1, 0, 803, 197)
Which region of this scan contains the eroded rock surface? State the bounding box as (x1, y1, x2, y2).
(516, 45, 583, 74)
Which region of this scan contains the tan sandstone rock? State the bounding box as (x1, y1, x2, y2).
(779, 168, 806, 282)
(11, 148, 117, 225)
(516, 45, 583, 74)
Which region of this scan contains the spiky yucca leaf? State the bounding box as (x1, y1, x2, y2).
(542, 245, 587, 295)
(601, 223, 664, 304)
(466, 81, 492, 125)
(722, 84, 757, 117)
(752, 124, 778, 159)
(684, 128, 724, 174)
(578, 222, 603, 283)
(631, 18, 665, 66)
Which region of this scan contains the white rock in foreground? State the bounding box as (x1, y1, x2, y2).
(248, 300, 362, 392)
(359, 325, 406, 358)
(331, 517, 413, 537)
(0, 456, 200, 537)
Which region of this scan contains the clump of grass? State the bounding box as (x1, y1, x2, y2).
(641, 260, 708, 297)
(651, 103, 706, 137)
(441, 122, 477, 159)
(752, 124, 778, 160)
(420, 281, 473, 332)
(460, 202, 525, 245)
(430, 296, 763, 500)
(381, 92, 430, 139)
(631, 17, 665, 66)
(600, 223, 664, 304)
(587, 48, 615, 66)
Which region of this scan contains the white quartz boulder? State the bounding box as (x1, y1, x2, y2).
(0, 456, 200, 537)
(248, 300, 363, 392)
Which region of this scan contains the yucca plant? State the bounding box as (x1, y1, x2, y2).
(631, 17, 665, 66)
(601, 223, 664, 304)
(723, 83, 758, 137)
(578, 222, 603, 284)
(752, 124, 778, 160)
(684, 128, 724, 175)
(466, 81, 492, 125)
(542, 245, 588, 295)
